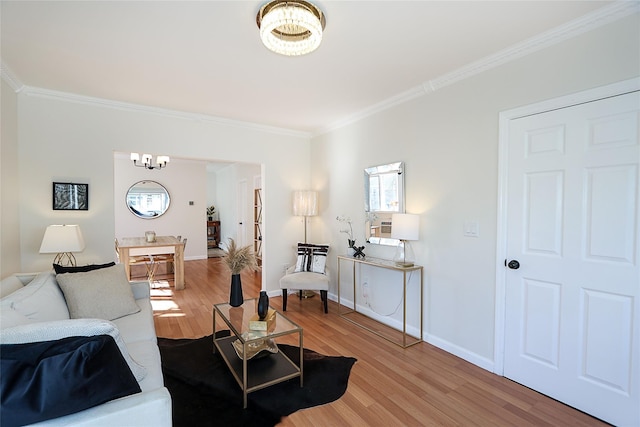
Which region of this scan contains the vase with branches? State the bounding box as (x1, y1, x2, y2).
(222, 238, 259, 306)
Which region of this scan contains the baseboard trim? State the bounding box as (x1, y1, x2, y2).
(425, 334, 495, 373)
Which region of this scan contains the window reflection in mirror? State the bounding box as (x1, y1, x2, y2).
(364, 162, 404, 246)
(126, 180, 171, 219)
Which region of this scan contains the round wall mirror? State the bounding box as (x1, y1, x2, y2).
(126, 180, 171, 219)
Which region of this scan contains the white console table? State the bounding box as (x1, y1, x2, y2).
(337, 255, 423, 348)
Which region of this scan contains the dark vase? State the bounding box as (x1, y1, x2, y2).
(257, 291, 269, 320)
(229, 274, 243, 307)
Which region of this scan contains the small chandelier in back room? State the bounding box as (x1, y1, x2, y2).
(256, 0, 326, 56)
(130, 153, 170, 170)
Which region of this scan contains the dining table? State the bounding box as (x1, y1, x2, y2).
(117, 235, 185, 290)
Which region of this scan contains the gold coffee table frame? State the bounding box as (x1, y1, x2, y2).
(212, 298, 303, 408)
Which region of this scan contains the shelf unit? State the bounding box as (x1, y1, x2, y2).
(254, 188, 262, 266)
(207, 220, 220, 249)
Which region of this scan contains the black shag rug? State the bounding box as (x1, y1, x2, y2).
(158, 332, 356, 427)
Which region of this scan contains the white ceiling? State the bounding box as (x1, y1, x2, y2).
(1, 1, 622, 135)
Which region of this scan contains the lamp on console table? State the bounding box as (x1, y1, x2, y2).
(391, 213, 419, 267)
(39, 224, 85, 267)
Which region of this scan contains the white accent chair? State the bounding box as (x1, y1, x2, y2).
(279, 266, 329, 313)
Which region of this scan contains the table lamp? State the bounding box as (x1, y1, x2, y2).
(39, 224, 85, 266)
(391, 213, 419, 267)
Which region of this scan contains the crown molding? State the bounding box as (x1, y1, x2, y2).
(4, 2, 636, 138)
(319, 86, 426, 134)
(315, 1, 639, 136)
(429, 0, 639, 92)
(20, 86, 312, 139)
(0, 61, 25, 92)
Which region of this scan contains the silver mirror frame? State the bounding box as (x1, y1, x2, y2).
(364, 161, 405, 246)
(126, 180, 171, 219)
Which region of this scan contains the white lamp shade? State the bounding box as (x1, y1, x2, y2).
(391, 213, 419, 241)
(39, 225, 85, 253)
(293, 190, 318, 216)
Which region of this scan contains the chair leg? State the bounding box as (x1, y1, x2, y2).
(145, 259, 156, 284)
(298, 290, 303, 300)
(282, 289, 288, 311)
(320, 290, 328, 313)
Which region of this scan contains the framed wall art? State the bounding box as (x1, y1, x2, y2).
(53, 182, 89, 211)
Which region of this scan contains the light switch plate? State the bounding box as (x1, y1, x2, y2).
(463, 220, 479, 237)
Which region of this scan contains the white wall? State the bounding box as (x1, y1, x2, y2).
(1, 79, 21, 276)
(312, 13, 640, 368)
(14, 93, 311, 296)
(114, 154, 208, 260)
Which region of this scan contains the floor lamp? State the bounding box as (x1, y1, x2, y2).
(39, 224, 85, 266)
(293, 190, 318, 243)
(293, 190, 318, 298)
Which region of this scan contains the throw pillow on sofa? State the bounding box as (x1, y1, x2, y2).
(0, 272, 70, 322)
(56, 264, 140, 321)
(0, 275, 26, 298)
(0, 307, 31, 329)
(1, 335, 141, 427)
(0, 318, 147, 381)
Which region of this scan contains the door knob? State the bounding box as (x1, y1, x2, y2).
(507, 260, 520, 270)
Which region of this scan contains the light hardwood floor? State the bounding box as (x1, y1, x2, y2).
(150, 258, 607, 427)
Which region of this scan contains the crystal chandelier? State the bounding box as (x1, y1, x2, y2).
(256, 0, 326, 56)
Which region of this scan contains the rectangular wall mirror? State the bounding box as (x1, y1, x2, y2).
(364, 161, 404, 246)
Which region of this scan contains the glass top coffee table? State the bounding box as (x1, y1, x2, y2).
(212, 298, 303, 408)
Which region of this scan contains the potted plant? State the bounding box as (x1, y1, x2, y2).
(336, 215, 355, 250)
(222, 238, 259, 306)
(207, 205, 216, 221)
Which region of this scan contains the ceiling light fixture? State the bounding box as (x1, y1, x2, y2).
(256, 0, 326, 56)
(131, 153, 170, 170)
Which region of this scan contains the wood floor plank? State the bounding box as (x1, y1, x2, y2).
(152, 259, 609, 427)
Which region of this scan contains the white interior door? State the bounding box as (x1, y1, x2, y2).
(503, 91, 639, 426)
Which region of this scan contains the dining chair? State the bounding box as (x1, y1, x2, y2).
(152, 237, 186, 279)
(115, 238, 156, 282)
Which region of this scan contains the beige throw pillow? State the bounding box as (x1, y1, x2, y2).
(56, 264, 141, 321)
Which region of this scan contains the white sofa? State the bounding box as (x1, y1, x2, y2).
(0, 266, 172, 426)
